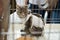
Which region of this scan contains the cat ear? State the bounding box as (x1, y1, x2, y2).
(24, 5, 28, 9)
(16, 5, 21, 9)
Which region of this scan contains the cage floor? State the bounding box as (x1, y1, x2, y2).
(7, 24, 60, 40)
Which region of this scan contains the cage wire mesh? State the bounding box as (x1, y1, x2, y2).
(1, 0, 60, 40)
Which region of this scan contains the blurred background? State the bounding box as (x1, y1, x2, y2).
(0, 0, 60, 40)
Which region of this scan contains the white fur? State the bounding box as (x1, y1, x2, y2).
(32, 15, 44, 28)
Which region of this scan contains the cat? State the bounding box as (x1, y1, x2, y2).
(16, 5, 45, 37)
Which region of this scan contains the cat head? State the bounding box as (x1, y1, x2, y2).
(16, 5, 29, 18)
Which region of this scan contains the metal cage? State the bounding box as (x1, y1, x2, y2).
(0, 0, 60, 40)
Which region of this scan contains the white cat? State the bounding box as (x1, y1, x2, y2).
(8, 5, 46, 40)
(16, 5, 46, 40)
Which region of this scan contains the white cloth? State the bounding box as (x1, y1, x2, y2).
(29, 0, 49, 9)
(29, 0, 38, 5)
(16, 0, 25, 6)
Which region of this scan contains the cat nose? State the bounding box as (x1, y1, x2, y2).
(22, 14, 25, 16)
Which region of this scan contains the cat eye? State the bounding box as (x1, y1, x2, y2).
(19, 11, 22, 13)
(17, 11, 22, 13)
